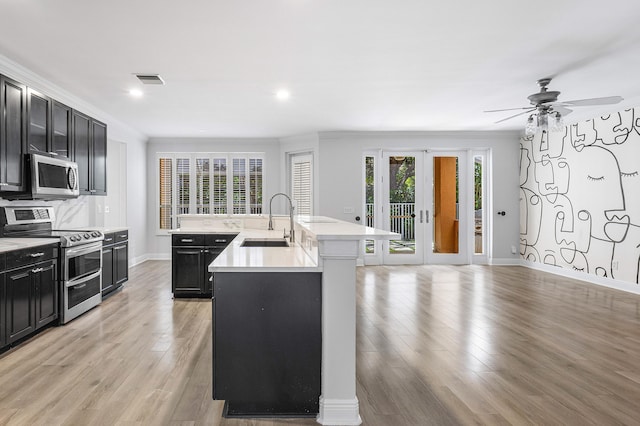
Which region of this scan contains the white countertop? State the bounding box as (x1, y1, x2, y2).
(209, 229, 320, 273)
(196, 215, 398, 273)
(0, 238, 60, 254)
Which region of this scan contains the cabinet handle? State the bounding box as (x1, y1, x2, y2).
(30, 252, 45, 258)
(90, 189, 96, 193)
(118, 234, 127, 238)
(214, 239, 227, 243)
(31, 267, 44, 273)
(74, 283, 87, 289)
(48, 152, 59, 156)
(181, 239, 193, 243)
(114, 246, 125, 250)
(0, 182, 8, 186)
(203, 249, 209, 253)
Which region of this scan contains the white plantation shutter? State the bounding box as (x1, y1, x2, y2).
(159, 158, 173, 230)
(232, 158, 247, 214)
(291, 154, 313, 215)
(212, 158, 227, 214)
(157, 153, 264, 231)
(249, 158, 263, 214)
(196, 158, 210, 214)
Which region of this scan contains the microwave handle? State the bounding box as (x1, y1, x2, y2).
(67, 167, 78, 190)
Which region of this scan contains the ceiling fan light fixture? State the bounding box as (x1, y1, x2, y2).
(550, 111, 564, 132)
(525, 115, 536, 136)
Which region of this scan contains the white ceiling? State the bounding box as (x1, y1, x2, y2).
(1, 0, 639, 138)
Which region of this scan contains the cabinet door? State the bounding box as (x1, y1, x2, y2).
(0, 272, 5, 348)
(51, 100, 73, 159)
(73, 110, 91, 194)
(0, 76, 27, 191)
(6, 267, 35, 343)
(113, 242, 128, 285)
(102, 246, 114, 295)
(35, 261, 58, 329)
(26, 88, 50, 156)
(91, 119, 107, 195)
(172, 248, 203, 293)
(203, 248, 221, 295)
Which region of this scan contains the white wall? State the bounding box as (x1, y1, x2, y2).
(145, 137, 281, 259)
(316, 131, 522, 262)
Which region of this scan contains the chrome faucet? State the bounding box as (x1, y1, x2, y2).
(268, 192, 295, 243)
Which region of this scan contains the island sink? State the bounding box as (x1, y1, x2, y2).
(240, 238, 289, 247)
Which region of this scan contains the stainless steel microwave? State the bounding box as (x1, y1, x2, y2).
(29, 153, 79, 199)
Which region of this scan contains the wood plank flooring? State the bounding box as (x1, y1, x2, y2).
(2, 261, 640, 425)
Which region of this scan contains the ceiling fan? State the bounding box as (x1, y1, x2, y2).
(486, 78, 623, 134)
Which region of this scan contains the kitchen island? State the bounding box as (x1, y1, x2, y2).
(189, 214, 397, 425)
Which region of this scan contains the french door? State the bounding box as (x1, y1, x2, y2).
(374, 150, 472, 265)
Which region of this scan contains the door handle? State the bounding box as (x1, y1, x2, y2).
(425, 210, 429, 224)
(419, 210, 423, 223)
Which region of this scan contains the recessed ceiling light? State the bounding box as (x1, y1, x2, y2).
(129, 89, 143, 98)
(275, 89, 290, 101)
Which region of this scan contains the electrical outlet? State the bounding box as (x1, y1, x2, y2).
(612, 260, 619, 270)
(511, 245, 517, 255)
(343, 207, 354, 214)
(105, 206, 110, 213)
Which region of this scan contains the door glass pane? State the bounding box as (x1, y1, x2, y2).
(388, 156, 415, 255)
(212, 158, 227, 214)
(474, 156, 484, 254)
(433, 156, 459, 254)
(365, 156, 375, 254)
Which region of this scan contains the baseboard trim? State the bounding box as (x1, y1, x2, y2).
(490, 257, 521, 265)
(521, 259, 640, 295)
(316, 397, 362, 425)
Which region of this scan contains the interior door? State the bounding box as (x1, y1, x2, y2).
(382, 152, 425, 264)
(424, 151, 470, 264)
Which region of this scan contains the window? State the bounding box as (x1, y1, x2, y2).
(157, 153, 264, 231)
(290, 153, 313, 215)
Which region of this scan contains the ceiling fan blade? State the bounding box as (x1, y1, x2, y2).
(495, 108, 536, 124)
(484, 106, 533, 113)
(551, 105, 573, 116)
(559, 96, 623, 107)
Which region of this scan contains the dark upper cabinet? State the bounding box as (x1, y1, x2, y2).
(0, 75, 27, 192)
(73, 111, 107, 196)
(91, 119, 107, 195)
(73, 110, 91, 193)
(26, 88, 50, 155)
(51, 100, 73, 160)
(27, 90, 73, 160)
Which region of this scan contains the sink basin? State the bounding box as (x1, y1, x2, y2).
(240, 238, 290, 247)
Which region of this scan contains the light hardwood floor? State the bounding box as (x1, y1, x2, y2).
(2, 261, 640, 425)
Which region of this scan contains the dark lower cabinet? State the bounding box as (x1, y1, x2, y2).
(6, 259, 57, 343)
(102, 230, 128, 297)
(0, 272, 5, 348)
(171, 233, 236, 298)
(212, 272, 322, 417)
(35, 261, 57, 329)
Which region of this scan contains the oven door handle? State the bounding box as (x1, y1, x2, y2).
(64, 241, 104, 258)
(65, 270, 102, 288)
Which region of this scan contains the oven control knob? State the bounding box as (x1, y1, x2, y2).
(84, 233, 91, 239)
(71, 235, 80, 242)
(91, 231, 101, 237)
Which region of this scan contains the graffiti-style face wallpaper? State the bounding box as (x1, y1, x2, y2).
(520, 107, 640, 284)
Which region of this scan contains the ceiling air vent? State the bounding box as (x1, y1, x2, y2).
(135, 74, 165, 85)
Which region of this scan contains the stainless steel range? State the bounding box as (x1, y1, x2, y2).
(0, 206, 104, 324)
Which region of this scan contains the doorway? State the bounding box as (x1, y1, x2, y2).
(364, 150, 486, 265)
